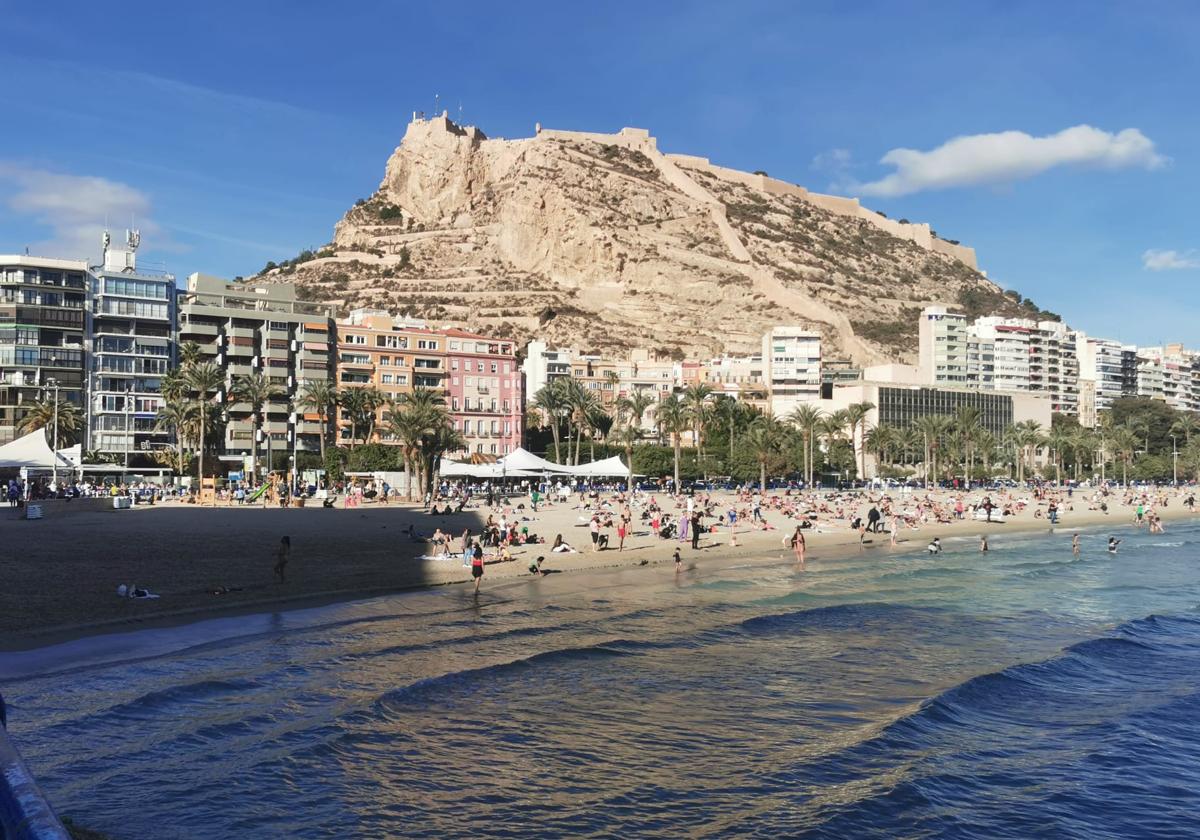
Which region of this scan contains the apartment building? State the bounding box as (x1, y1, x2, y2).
(917, 306, 970, 386)
(335, 309, 444, 444)
(86, 237, 176, 462)
(967, 317, 1079, 416)
(445, 329, 522, 456)
(521, 340, 574, 399)
(178, 274, 334, 472)
(761, 327, 821, 416)
(0, 256, 88, 445)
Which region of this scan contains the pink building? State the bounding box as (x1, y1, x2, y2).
(443, 328, 523, 457)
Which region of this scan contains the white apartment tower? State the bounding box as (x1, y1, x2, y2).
(762, 327, 821, 416)
(918, 306, 970, 386)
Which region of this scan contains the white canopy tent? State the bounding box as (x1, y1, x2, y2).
(497, 448, 574, 474)
(0, 429, 75, 471)
(570, 455, 638, 477)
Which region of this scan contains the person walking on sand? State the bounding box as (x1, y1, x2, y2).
(727, 508, 739, 547)
(889, 515, 899, 547)
(617, 518, 627, 552)
(273, 536, 291, 583)
(1072, 533, 1080, 555)
(691, 511, 701, 550)
(674, 547, 682, 572)
(471, 540, 485, 594)
(790, 526, 806, 568)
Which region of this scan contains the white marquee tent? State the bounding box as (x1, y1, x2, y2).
(438, 448, 636, 479)
(0, 429, 75, 471)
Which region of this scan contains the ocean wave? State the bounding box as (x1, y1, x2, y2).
(374, 643, 642, 711)
(791, 610, 1200, 837)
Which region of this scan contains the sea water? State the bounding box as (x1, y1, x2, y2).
(3, 522, 1200, 838)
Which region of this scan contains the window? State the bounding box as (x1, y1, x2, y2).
(396, 374, 408, 385)
(379, 357, 390, 365)
(452, 398, 460, 410)
(503, 363, 510, 373)
(349, 335, 366, 345)
(503, 400, 510, 411)
(451, 359, 459, 370)
(452, 377, 459, 386)
(490, 363, 497, 373)
(417, 339, 438, 350)
(382, 374, 394, 384)
(449, 341, 460, 350)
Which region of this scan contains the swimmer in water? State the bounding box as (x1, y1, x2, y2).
(1072, 533, 1080, 555)
(1107, 536, 1121, 554)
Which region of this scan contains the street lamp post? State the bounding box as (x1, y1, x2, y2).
(125, 385, 134, 473)
(47, 377, 59, 492)
(1171, 434, 1179, 486)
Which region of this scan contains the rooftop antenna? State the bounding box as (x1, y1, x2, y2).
(434, 93, 440, 117)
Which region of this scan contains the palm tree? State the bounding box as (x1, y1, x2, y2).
(17, 397, 83, 448)
(816, 409, 850, 481)
(614, 390, 656, 491)
(844, 401, 875, 480)
(339, 386, 386, 448)
(913, 415, 953, 487)
(788, 404, 823, 487)
(745, 415, 784, 491)
(710, 395, 740, 461)
(177, 341, 203, 370)
(682, 383, 714, 476)
(385, 388, 448, 499)
(864, 424, 897, 475)
(1046, 427, 1074, 487)
(532, 380, 569, 462)
(1169, 413, 1200, 445)
(230, 372, 283, 479)
(561, 379, 598, 465)
(296, 379, 339, 462)
(655, 393, 689, 491)
(1109, 426, 1138, 486)
(1011, 420, 1045, 483)
(954, 405, 983, 485)
(155, 399, 196, 473)
(184, 362, 225, 479)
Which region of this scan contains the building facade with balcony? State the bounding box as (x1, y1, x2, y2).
(86, 240, 176, 462)
(177, 274, 333, 472)
(0, 256, 88, 445)
(334, 309, 445, 445)
(762, 327, 822, 417)
(445, 329, 522, 457)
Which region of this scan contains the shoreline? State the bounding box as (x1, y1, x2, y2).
(3, 490, 1195, 656)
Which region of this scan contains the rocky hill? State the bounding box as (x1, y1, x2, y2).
(249, 114, 1056, 363)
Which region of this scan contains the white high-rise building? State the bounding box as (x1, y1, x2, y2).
(970, 317, 1032, 393)
(918, 306, 970, 386)
(521, 340, 574, 399)
(968, 317, 1079, 415)
(761, 327, 821, 416)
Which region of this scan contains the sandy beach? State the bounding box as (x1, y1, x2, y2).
(1, 485, 1195, 651)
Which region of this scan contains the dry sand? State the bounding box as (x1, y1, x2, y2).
(1, 487, 1195, 651)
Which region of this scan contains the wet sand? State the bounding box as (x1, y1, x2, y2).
(1, 488, 1194, 651)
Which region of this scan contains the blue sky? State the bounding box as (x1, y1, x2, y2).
(1, 0, 1196, 345)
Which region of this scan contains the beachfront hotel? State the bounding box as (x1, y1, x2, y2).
(0, 255, 88, 445)
(761, 327, 822, 417)
(177, 274, 335, 471)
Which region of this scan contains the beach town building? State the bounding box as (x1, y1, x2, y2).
(177, 274, 334, 472)
(0, 255, 88, 445)
(521, 340, 574, 399)
(1075, 334, 1138, 424)
(85, 234, 176, 463)
(918, 306, 971, 387)
(960, 317, 1080, 416)
(334, 309, 444, 445)
(445, 329, 523, 456)
(761, 327, 822, 416)
(1134, 345, 1199, 413)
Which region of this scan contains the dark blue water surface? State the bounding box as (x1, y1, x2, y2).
(4, 522, 1200, 838)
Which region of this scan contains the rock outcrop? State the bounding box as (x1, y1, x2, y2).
(251, 113, 1051, 363)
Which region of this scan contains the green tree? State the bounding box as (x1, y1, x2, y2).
(183, 362, 225, 479)
(788, 404, 823, 487)
(17, 396, 83, 447)
(296, 379, 340, 463)
(654, 393, 689, 491)
(682, 383, 715, 477)
(230, 372, 283, 479)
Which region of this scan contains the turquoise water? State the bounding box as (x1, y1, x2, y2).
(3, 521, 1200, 838)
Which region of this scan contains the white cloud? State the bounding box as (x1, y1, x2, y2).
(0, 163, 163, 261)
(1142, 248, 1200, 271)
(856, 125, 1167, 197)
(811, 147, 852, 172)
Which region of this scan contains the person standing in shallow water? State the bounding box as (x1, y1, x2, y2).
(1072, 533, 1080, 555)
(790, 526, 806, 568)
(273, 536, 290, 583)
(471, 540, 485, 594)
